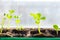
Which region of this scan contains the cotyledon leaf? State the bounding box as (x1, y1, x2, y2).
(41, 16, 46, 20)
(14, 15, 19, 19)
(53, 24, 59, 30)
(9, 10, 15, 14)
(16, 19, 20, 24)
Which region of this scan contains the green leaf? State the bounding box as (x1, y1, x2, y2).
(16, 19, 20, 24)
(30, 13, 41, 24)
(14, 15, 19, 19)
(35, 20, 40, 24)
(37, 13, 41, 18)
(7, 14, 12, 19)
(53, 24, 59, 30)
(36, 13, 41, 20)
(41, 16, 46, 20)
(9, 10, 14, 14)
(30, 13, 41, 20)
(30, 13, 37, 20)
(4, 13, 12, 19)
(30, 12, 46, 25)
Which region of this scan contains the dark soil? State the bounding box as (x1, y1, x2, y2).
(0, 28, 60, 37)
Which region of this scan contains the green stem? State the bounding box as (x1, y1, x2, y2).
(0, 18, 5, 33)
(19, 26, 24, 30)
(16, 24, 19, 30)
(1, 24, 3, 33)
(57, 30, 58, 36)
(7, 19, 10, 29)
(37, 24, 41, 34)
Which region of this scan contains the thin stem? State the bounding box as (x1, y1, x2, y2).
(19, 26, 24, 30)
(0, 18, 5, 33)
(16, 24, 19, 30)
(57, 30, 58, 36)
(1, 24, 3, 33)
(7, 19, 11, 30)
(37, 24, 41, 34)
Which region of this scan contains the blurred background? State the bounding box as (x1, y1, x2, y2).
(0, 0, 60, 28)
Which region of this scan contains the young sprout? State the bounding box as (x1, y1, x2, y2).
(9, 10, 15, 14)
(19, 26, 24, 30)
(53, 24, 59, 36)
(4, 10, 15, 29)
(14, 15, 21, 30)
(30, 12, 46, 34)
(0, 17, 6, 33)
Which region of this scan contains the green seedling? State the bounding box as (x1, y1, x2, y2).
(19, 26, 24, 30)
(30, 12, 46, 34)
(53, 24, 59, 36)
(4, 10, 14, 29)
(0, 17, 6, 33)
(14, 15, 24, 30)
(14, 15, 21, 30)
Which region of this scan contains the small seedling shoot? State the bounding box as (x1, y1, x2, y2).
(19, 26, 24, 30)
(30, 12, 46, 34)
(0, 16, 6, 33)
(53, 24, 59, 36)
(4, 10, 15, 29)
(14, 15, 24, 30)
(14, 15, 21, 30)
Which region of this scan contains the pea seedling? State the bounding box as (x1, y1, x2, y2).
(30, 12, 46, 34)
(53, 24, 59, 36)
(4, 10, 14, 29)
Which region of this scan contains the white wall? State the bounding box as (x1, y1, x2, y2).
(0, 1, 60, 28)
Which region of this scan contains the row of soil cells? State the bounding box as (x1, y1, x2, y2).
(0, 28, 60, 37)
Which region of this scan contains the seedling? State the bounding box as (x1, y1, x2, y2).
(30, 12, 46, 34)
(4, 10, 14, 29)
(14, 15, 21, 30)
(53, 24, 59, 36)
(0, 17, 6, 33)
(19, 26, 24, 30)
